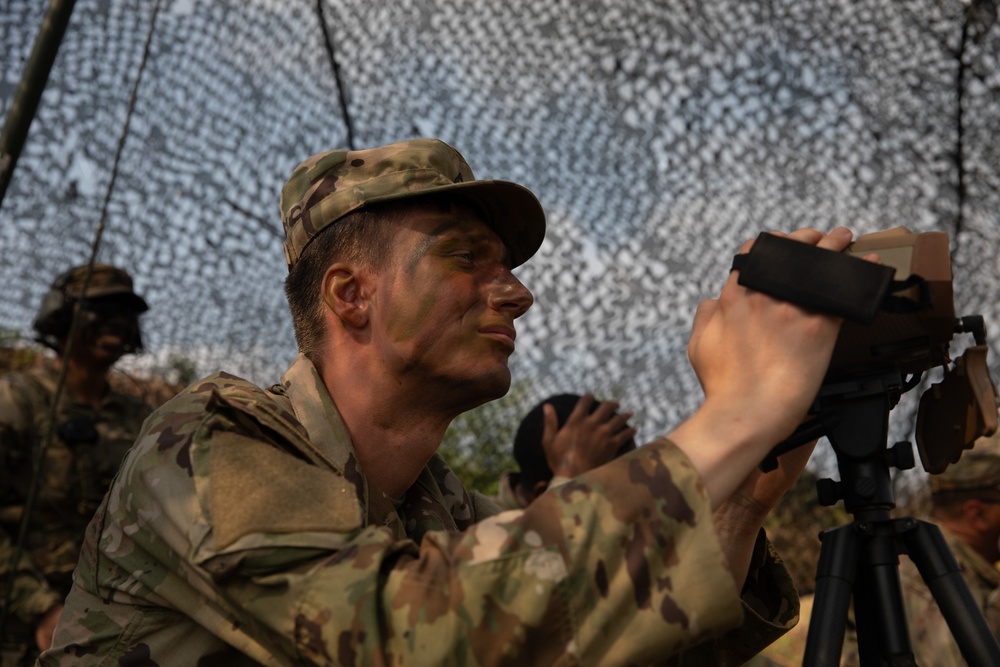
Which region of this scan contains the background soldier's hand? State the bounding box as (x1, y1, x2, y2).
(543, 393, 636, 479)
(35, 603, 62, 651)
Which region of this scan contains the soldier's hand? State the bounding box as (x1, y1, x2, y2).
(35, 603, 62, 651)
(543, 393, 636, 479)
(670, 227, 853, 507)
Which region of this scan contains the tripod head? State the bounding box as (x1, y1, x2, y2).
(782, 368, 913, 517)
(763, 324, 996, 517)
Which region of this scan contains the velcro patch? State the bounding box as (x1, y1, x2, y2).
(210, 435, 362, 551)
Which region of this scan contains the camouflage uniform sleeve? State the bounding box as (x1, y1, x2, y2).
(988, 586, 1000, 639)
(468, 489, 502, 519)
(0, 375, 62, 626)
(295, 436, 746, 665)
(46, 381, 749, 666)
(0, 373, 38, 484)
(0, 374, 35, 437)
(664, 531, 799, 666)
(0, 527, 62, 625)
(492, 470, 526, 511)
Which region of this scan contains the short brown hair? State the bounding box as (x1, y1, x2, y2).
(284, 195, 497, 363)
(284, 206, 398, 363)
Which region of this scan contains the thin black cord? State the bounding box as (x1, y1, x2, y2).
(0, 0, 164, 637)
(316, 0, 356, 150)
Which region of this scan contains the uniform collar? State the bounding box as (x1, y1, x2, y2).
(940, 523, 1000, 588)
(279, 353, 354, 473)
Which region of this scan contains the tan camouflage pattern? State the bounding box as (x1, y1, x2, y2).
(493, 470, 525, 511)
(0, 531, 60, 624)
(0, 530, 63, 667)
(930, 426, 1000, 494)
(496, 471, 803, 666)
(40, 354, 798, 666)
(985, 578, 1000, 641)
(279, 138, 546, 270)
(0, 362, 152, 663)
(662, 531, 801, 667)
(840, 523, 1000, 666)
(744, 593, 815, 666)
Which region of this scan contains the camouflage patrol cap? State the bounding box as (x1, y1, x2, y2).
(279, 138, 546, 270)
(930, 424, 1000, 494)
(53, 263, 149, 311)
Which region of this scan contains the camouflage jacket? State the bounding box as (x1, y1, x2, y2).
(0, 363, 151, 637)
(41, 354, 798, 666)
(0, 529, 62, 667)
(841, 521, 1000, 666)
(493, 471, 526, 511)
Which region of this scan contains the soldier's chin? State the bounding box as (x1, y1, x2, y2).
(453, 371, 511, 411)
(476, 370, 512, 402)
(93, 339, 128, 359)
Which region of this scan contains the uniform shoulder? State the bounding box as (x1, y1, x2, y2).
(157, 370, 269, 406)
(142, 370, 309, 457)
(0, 365, 56, 395)
(0, 366, 55, 417)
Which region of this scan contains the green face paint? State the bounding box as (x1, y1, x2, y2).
(369, 202, 532, 404)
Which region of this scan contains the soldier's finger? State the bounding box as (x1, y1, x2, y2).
(541, 403, 559, 446)
(814, 226, 853, 252)
(566, 393, 596, 425)
(588, 399, 620, 424)
(602, 409, 633, 434)
(612, 425, 638, 448)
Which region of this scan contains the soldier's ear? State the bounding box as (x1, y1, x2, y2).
(962, 498, 997, 531)
(530, 480, 550, 501)
(322, 264, 370, 329)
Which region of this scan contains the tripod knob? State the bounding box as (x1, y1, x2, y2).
(887, 441, 916, 471)
(816, 477, 842, 506)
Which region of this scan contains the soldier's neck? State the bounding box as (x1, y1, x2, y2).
(55, 356, 111, 409)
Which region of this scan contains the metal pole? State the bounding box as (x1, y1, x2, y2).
(0, 0, 79, 208)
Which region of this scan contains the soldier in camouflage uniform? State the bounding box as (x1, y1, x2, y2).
(841, 423, 1000, 666)
(41, 138, 854, 665)
(0, 264, 152, 666)
(495, 393, 637, 511)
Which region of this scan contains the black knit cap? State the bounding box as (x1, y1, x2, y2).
(513, 393, 636, 486)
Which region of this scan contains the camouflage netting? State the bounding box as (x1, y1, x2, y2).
(2, 0, 998, 487)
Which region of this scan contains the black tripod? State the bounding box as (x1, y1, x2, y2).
(770, 368, 1000, 666)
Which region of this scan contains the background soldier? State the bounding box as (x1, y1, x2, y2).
(495, 392, 637, 510)
(842, 422, 1000, 666)
(0, 264, 153, 666)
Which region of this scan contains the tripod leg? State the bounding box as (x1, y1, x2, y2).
(901, 519, 1000, 667)
(852, 523, 914, 665)
(804, 525, 857, 666)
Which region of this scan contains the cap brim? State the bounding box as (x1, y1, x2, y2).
(85, 288, 150, 313)
(366, 180, 546, 268)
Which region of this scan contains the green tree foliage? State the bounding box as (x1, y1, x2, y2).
(438, 382, 534, 497)
(0, 329, 40, 372)
(167, 353, 199, 387)
(439, 384, 636, 497)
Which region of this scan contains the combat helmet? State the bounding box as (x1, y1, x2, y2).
(33, 263, 149, 353)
